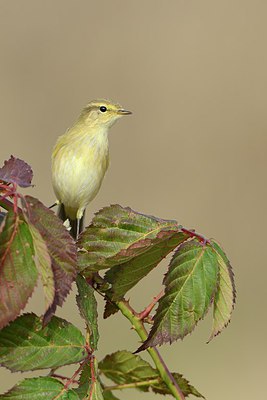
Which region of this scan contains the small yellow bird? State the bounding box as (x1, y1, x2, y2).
(51, 99, 132, 239)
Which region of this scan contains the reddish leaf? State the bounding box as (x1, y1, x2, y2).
(22, 196, 77, 324)
(0, 156, 33, 188)
(0, 211, 38, 329)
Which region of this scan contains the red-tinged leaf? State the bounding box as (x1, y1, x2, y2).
(21, 196, 77, 324)
(0, 156, 33, 188)
(0, 211, 38, 329)
(78, 205, 189, 316)
(137, 241, 219, 352)
(208, 240, 236, 342)
(78, 205, 184, 273)
(28, 224, 55, 312)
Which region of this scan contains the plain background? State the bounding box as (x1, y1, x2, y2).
(0, 1, 266, 399)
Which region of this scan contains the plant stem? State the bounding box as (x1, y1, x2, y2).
(116, 299, 185, 400)
(104, 378, 160, 391)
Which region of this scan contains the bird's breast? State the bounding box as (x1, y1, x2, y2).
(52, 130, 109, 214)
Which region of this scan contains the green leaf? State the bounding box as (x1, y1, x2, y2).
(76, 274, 99, 350)
(0, 377, 80, 400)
(137, 240, 219, 351)
(22, 196, 77, 324)
(99, 350, 158, 392)
(78, 205, 189, 308)
(0, 313, 87, 371)
(28, 223, 55, 312)
(0, 211, 38, 329)
(208, 240, 236, 342)
(99, 350, 203, 398)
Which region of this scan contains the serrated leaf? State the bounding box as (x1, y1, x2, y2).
(104, 231, 188, 303)
(76, 274, 99, 350)
(99, 350, 203, 398)
(0, 377, 80, 400)
(208, 240, 236, 342)
(0, 211, 38, 329)
(22, 196, 77, 324)
(28, 223, 55, 312)
(0, 155, 33, 188)
(0, 313, 87, 371)
(137, 241, 219, 351)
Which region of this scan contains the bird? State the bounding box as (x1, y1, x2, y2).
(51, 99, 132, 239)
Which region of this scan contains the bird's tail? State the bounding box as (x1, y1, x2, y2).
(58, 204, 84, 240)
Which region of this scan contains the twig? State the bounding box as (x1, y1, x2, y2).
(137, 290, 164, 320)
(50, 373, 79, 385)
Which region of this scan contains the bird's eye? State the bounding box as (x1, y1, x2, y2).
(99, 106, 107, 113)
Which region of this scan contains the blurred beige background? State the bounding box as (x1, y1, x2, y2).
(0, 1, 266, 399)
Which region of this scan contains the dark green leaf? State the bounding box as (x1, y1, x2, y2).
(99, 350, 203, 398)
(76, 274, 99, 350)
(0, 211, 38, 329)
(22, 196, 77, 324)
(0, 313, 87, 371)
(137, 241, 219, 351)
(208, 240, 236, 342)
(0, 377, 80, 400)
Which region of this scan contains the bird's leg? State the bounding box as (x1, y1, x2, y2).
(76, 218, 81, 241)
(49, 200, 60, 209)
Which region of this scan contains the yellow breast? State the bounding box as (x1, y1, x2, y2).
(51, 126, 109, 220)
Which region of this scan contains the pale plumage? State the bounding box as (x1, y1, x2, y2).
(51, 99, 131, 238)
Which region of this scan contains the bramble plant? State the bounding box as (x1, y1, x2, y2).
(0, 156, 236, 400)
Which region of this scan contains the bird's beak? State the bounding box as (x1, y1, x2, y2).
(117, 109, 132, 115)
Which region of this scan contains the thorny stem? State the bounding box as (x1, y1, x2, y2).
(116, 299, 185, 400)
(137, 289, 164, 320)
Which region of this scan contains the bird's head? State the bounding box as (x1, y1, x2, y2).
(80, 99, 132, 129)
